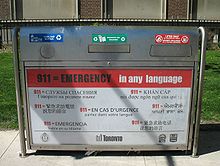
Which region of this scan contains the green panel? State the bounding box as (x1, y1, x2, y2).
(92, 34, 127, 43)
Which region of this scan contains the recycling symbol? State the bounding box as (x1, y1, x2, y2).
(56, 35, 62, 41)
(121, 37, 126, 41)
(93, 37, 98, 41)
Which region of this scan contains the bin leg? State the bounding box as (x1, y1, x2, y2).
(192, 27, 207, 157)
(12, 28, 27, 157)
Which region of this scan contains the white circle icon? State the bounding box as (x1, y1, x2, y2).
(181, 36, 189, 43)
(56, 35, 62, 41)
(93, 37, 98, 41)
(121, 37, 126, 41)
(155, 35, 163, 43)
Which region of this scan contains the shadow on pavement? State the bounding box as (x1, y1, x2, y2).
(198, 124, 220, 155)
(32, 150, 186, 160)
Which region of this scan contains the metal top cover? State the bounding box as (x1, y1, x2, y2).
(20, 26, 199, 62)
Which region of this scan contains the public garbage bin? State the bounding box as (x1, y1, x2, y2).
(13, 26, 206, 156)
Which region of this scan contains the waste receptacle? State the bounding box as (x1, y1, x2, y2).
(13, 26, 206, 157)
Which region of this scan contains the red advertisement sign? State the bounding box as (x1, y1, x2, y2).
(27, 69, 193, 88)
(155, 34, 190, 44)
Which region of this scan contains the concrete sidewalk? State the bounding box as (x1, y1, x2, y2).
(0, 130, 220, 166)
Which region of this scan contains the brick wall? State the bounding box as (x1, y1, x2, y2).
(167, 0, 188, 19)
(0, 0, 11, 20)
(79, 0, 102, 18)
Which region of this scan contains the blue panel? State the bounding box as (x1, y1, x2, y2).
(29, 34, 64, 43)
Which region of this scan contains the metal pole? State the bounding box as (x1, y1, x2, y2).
(12, 28, 27, 157)
(101, 0, 103, 19)
(75, 0, 79, 19)
(12, 0, 16, 19)
(163, 0, 167, 19)
(192, 27, 207, 157)
(0, 28, 2, 49)
(104, 0, 107, 18)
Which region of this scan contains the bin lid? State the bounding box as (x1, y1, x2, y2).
(20, 26, 199, 62)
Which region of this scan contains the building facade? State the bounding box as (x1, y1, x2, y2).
(0, 0, 218, 20)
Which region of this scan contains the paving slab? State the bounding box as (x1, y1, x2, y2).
(72, 156, 145, 166)
(0, 130, 18, 158)
(145, 154, 220, 166)
(0, 130, 220, 166)
(0, 133, 145, 166)
(0, 135, 73, 166)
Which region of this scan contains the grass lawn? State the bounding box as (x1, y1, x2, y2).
(0, 50, 220, 129)
(202, 50, 220, 122)
(0, 51, 17, 129)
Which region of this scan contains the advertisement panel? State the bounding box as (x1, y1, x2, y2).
(26, 69, 193, 146)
